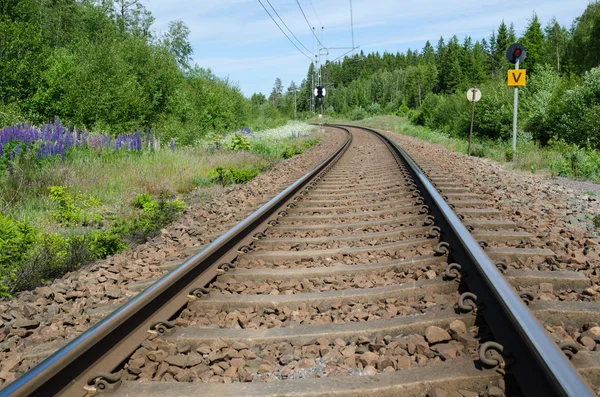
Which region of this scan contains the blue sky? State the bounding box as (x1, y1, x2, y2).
(145, 0, 591, 97)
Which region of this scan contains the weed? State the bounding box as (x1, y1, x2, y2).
(49, 186, 102, 226)
(130, 191, 185, 235)
(229, 133, 250, 151)
(281, 145, 303, 159)
(594, 215, 600, 230)
(208, 166, 260, 186)
(585, 191, 598, 197)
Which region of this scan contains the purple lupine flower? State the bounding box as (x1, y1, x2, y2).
(169, 139, 175, 152)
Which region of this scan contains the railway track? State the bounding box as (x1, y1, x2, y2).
(1, 125, 600, 397)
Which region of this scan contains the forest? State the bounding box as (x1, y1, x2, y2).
(292, 2, 600, 149)
(0, 0, 253, 145)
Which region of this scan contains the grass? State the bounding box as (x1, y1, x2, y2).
(0, 122, 322, 296)
(3, 149, 262, 229)
(324, 115, 600, 184)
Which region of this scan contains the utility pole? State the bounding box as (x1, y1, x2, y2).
(294, 89, 297, 119)
(512, 59, 520, 158)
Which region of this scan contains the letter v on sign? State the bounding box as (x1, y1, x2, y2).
(508, 69, 526, 87)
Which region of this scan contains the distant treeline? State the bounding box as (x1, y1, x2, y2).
(296, 2, 600, 148)
(0, 0, 248, 144)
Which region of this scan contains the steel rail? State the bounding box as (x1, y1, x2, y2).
(0, 128, 352, 397)
(330, 124, 594, 397)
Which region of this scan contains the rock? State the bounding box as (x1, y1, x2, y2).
(539, 283, 553, 293)
(449, 320, 467, 334)
(579, 336, 596, 349)
(397, 355, 411, 370)
(105, 287, 122, 299)
(186, 353, 204, 367)
(425, 326, 451, 344)
(458, 390, 480, 397)
(487, 386, 505, 397)
(230, 358, 246, 368)
(358, 352, 379, 367)
(231, 341, 248, 351)
(424, 270, 437, 279)
(363, 365, 377, 376)
(427, 388, 448, 397)
(147, 349, 168, 362)
(433, 341, 464, 359)
(165, 355, 187, 368)
(11, 319, 40, 329)
(587, 327, 600, 341)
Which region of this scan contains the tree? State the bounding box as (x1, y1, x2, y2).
(520, 12, 544, 71)
(493, 21, 510, 74)
(570, 1, 600, 73)
(163, 20, 192, 70)
(542, 17, 569, 73)
(269, 77, 283, 107)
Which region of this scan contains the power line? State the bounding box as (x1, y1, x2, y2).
(296, 0, 323, 48)
(349, 0, 355, 56)
(264, 0, 314, 55)
(307, 0, 323, 28)
(256, 0, 314, 61)
(331, 46, 361, 63)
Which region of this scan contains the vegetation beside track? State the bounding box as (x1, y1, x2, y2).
(324, 115, 600, 184)
(0, 121, 320, 297)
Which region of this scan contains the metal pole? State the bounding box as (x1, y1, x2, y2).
(512, 60, 520, 160)
(468, 88, 475, 156)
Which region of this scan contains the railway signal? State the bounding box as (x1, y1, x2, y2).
(314, 86, 326, 98)
(506, 43, 527, 160)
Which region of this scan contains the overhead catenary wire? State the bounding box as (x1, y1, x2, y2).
(256, 0, 314, 61)
(307, 0, 323, 28)
(296, 0, 324, 48)
(331, 46, 361, 63)
(264, 0, 314, 55)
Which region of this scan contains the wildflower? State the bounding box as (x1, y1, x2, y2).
(170, 139, 175, 152)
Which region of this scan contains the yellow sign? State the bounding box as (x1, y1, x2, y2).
(508, 69, 526, 87)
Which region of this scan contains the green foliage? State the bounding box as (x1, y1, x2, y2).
(350, 107, 368, 121)
(88, 230, 128, 259)
(229, 133, 250, 151)
(130, 191, 185, 235)
(208, 166, 260, 186)
(593, 215, 600, 229)
(49, 186, 101, 226)
(0, 213, 38, 297)
(281, 146, 303, 159)
(300, 137, 322, 148)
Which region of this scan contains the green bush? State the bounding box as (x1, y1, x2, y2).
(131, 191, 185, 234)
(300, 137, 322, 149)
(281, 145, 303, 159)
(49, 186, 102, 226)
(208, 166, 260, 186)
(0, 214, 38, 297)
(349, 107, 368, 121)
(88, 230, 128, 258)
(228, 133, 251, 151)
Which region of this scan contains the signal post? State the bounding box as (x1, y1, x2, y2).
(506, 43, 527, 159)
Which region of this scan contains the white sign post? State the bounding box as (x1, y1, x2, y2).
(466, 87, 481, 156)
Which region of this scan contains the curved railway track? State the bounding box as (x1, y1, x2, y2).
(1, 125, 599, 397)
